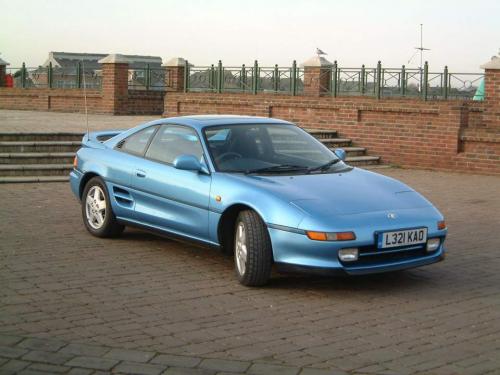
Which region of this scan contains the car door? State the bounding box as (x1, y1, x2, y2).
(129, 124, 212, 242)
(106, 125, 159, 219)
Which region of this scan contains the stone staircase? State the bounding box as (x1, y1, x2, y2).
(0, 133, 82, 183)
(306, 129, 381, 166)
(0, 129, 381, 183)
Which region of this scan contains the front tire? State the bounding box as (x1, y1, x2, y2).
(234, 210, 273, 286)
(81, 176, 124, 238)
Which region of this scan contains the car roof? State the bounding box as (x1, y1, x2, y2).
(151, 115, 295, 130)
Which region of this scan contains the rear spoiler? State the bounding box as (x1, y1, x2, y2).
(81, 129, 126, 149)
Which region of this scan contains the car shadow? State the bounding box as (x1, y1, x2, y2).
(117, 227, 442, 293)
(267, 268, 440, 293)
(120, 229, 175, 243)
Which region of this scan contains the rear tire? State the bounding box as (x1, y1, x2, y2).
(234, 210, 273, 286)
(81, 176, 124, 238)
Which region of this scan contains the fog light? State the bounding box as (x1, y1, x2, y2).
(338, 248, 359, 262)
(426, 238, 441, 252)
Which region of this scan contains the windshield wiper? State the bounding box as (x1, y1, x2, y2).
(307, 159, 341, 173)
(245, 164, 309, 175)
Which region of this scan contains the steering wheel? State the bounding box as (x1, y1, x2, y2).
(216, 152, 242, 163)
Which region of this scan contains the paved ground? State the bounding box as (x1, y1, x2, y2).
(1, 169, 500, 375)
(0, 110, 157, 133)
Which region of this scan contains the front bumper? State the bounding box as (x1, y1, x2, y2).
(268, 227, 446, 276)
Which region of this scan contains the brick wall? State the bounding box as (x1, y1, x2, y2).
(483, 69, 500, 129)
(0, 88, 104, 112)
(2, 90, 167, 116)
(128, 90, 165, 115)
(0, 86, 165, 115)
(164, 92, 500, 175)
(0, 58, 165, 115)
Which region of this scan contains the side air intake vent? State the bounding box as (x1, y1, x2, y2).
(116, 139, 126, 149)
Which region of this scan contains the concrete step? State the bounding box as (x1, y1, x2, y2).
(319, 138, 352, 147)
(0, 132, 84, 142)
(0, 152, 75, 165)
(0, 176, 69, 183)
(358, 164, 393, 170)
(0, 164, 73, 177)
(0, 141, 81, 153)
(305, 129, 338, 139)
(345, 155, 381, 165)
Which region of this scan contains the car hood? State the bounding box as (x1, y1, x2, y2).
(231, 167, 432, 216)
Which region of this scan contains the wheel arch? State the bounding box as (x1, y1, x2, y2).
(79, 172, 101, 199)
(217, 203, 269, 256)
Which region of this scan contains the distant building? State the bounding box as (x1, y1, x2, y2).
(28, 52, 163, 89)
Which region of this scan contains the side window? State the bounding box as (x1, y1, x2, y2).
(145, 125, 203, 164)
(119, 126, 157, 156)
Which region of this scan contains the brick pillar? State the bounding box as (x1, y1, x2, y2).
(163, 57, 189, 92)
(98, 54, 129, 114)
(0, 57, 9, 87)
(480, 53, 500, 129)
(301, 55, 333, 96)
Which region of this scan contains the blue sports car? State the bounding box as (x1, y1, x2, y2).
(70, 115, 447, 286)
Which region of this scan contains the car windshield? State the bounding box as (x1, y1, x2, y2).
(204, 124, 348, 174)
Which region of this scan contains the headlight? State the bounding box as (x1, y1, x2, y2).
(426, 238, 441, 252)
(338, 248, 359, 262)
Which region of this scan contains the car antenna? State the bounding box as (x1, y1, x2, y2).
(81, 58, 90, 136)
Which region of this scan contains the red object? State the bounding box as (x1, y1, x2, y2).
(5, 74, 13, 87)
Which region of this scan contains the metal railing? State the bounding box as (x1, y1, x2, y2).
(127, 65, 166, 91)
(183, 60, 483, 100)
(318, 61, 483, 100)
(3, 60, 484, 100)
(184, 60, 303, 95)
(5, 63, 102, 89)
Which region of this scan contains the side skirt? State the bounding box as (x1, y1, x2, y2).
(117, 217, 221, 250)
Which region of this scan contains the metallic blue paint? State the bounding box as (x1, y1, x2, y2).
(71, 115, 447, 275)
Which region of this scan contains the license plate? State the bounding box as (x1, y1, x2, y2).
(378, 228, 427, 249)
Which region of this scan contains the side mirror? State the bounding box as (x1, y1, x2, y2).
(173, 154, 209, 174)
(334, 148, 346, 162)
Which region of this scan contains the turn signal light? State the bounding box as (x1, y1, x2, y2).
(306, 231, 327, 241)
(437, 220, 447, 230)
(306, 231, 356, 241)
(73, 155, 78, 168)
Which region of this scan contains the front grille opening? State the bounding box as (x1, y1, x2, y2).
(342, 244, 436, 266)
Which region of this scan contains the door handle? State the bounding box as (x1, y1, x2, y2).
(136, 169, 146, 178)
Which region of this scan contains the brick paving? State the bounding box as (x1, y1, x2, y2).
(1, 170, 500, 374)
(0, 110, 157, 133)
(1, 110, 500, 374)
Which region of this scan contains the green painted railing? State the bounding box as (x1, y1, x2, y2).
(127, 66, 166, 91)
(184, 60, 484, 100)
(184, 60, 303, 96)
(4, 60, 484, 100)
(5, 63, 102, 89)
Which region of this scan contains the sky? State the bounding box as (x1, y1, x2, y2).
(1, 0, 499, 72)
